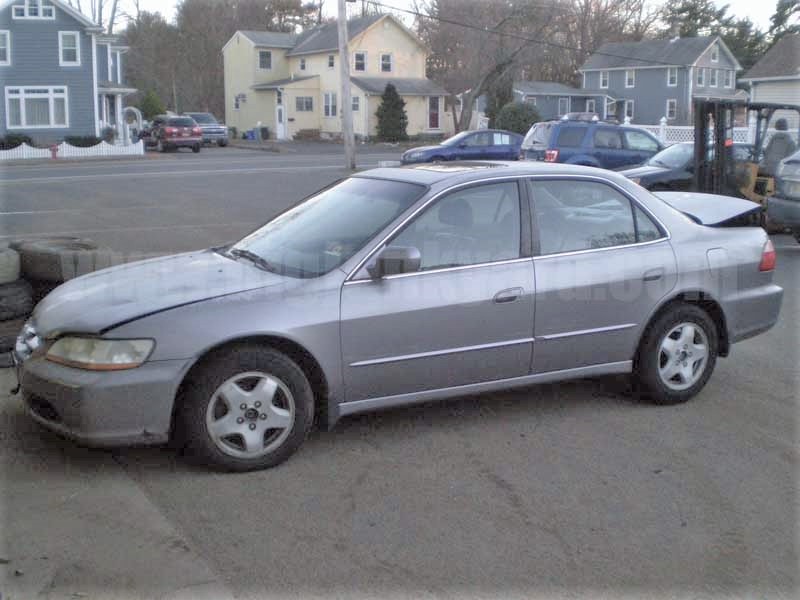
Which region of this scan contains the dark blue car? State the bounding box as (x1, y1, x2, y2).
(400, 129, 523, 164)
(520, 117, 663, 170)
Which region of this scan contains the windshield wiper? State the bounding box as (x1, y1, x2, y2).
(227, 248, 279, 273)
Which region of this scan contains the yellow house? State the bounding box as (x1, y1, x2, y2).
(222, 14, 454, 140)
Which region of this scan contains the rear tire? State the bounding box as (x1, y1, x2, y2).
(217, 140, 228, 147)
(192, 143, 201, 153)
(177, 345, 314, 471)
(634, 304, 718, 405)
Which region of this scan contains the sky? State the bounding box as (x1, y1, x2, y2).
(129, 0, 775, 31)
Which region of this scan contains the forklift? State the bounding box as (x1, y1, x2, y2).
(692, 98, 800, 208)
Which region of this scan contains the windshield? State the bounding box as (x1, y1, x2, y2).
(230, 178, 425, 278)
(522, 123, 552, 148)
(647, 143, 693, 168)
(441, 131, 472, 146)
(168, 117, 196, 127)
(187, 113, 217, 124)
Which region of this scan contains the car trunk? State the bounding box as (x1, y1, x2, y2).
(655, 192, 762, 227)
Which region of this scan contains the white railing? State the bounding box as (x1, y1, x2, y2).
(627, 116, 798, 147)
(0, 140, 144, 161)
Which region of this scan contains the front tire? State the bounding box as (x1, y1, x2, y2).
(178, 345, 314, 471)
(634, 304, 718, 405)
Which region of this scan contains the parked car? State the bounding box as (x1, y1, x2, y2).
(14, 162, 782, 471)
(401, 130, 522, 164)
(767, 149, 800, 243)
(184, 112, 229, 147)
(520, 117, 664, 170)
(620, 142, 758, 191)
(140, 115, 202, 153)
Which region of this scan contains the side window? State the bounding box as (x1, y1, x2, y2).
(531, 180, 638, 254)
(465, 132, 491, 147)
(556, 126, 585, 147)
(389, 182, 522, 271)
(625, 130, 659, 152)
(634, 205, 663, 242)
(593, 128, 623, 149)
(493, 132, 511, 145)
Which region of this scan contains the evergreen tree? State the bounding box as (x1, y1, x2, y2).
(769, 0, 800, 42)
(485, 75, 514, 129)
(376, 84, 408, 142)
(139, 89, 166, 120)
(495, 102, 540, 135)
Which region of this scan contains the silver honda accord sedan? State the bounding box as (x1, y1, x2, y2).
(13, 162, 783, 471)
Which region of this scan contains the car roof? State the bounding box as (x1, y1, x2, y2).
(355, 160, 623, 186)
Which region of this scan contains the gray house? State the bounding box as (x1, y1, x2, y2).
(0, 0, 135, 143)
(512, 81, 613, 121)
(579, 36, 741, 125)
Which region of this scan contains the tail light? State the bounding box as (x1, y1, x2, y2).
(759, 239, 776, 272)
(193, 127, 202, 135)
(164, 127, 176, 137)
(544, 149, 559, 162)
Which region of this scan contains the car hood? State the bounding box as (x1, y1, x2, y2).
(619, 164, 670, 178)
(404, 145, 442, 155)
(32, 250, 286, 337)
(655, 192, 761, 226)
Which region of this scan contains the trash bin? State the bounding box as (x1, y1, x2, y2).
(260, 127, 270, 141)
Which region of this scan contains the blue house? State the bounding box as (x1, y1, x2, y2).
(0, 0, 135, 143)
(579, 36, 741, 125)
(512, 81, 613, 121)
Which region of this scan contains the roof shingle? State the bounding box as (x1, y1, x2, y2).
(239, 31, 297, 48)
(741, 34, 800, 80)
(580, 36, 717, 70)
(350, 77, 448, 96)
(286, 14, 383, 56)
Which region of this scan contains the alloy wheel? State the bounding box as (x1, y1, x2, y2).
(657, 322, 710, 391)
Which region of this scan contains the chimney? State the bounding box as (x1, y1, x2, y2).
(668, 21, 681, 41)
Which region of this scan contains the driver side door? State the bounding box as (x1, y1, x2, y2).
(339, 180, 535, 403)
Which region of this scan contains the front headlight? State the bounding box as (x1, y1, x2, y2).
(46, 337, 154, 371)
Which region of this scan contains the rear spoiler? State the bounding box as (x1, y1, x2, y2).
(655, 192, 762, 227)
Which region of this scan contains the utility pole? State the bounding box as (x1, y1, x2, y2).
(338, 0, 356, 170)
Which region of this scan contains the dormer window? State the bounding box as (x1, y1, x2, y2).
(12, 0, 55, 19)
(711, 45, 719, 62)
(59, 31, 80, 66)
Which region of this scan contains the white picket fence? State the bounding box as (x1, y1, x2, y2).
(0, 140, 144, 161)
(628, 116, 797, 147)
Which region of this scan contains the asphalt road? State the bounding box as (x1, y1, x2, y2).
(0, 147, 798, 599)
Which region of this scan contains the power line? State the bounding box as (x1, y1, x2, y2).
(364, 0, 697, 69)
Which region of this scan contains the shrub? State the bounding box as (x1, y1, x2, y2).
(101, 127, 116, 143)
(376, 83, 408, 142)
(0, 134, 33, 150)
(494, 102, 541, 135)
(139, 90, 166, 120)
(64, 135, 102, 147)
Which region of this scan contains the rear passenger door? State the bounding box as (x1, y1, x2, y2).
(490, 131, 516, 160)
(528, 178, 677, 374)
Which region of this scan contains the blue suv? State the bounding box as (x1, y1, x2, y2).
(520, 116, 664, 170)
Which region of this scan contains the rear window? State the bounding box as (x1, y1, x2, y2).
(556, 126, 586, 147)
(168, 117, 195, 127)
(187, 113, 216, 124)
(523, 122, 552, 147)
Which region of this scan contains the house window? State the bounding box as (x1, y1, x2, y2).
(600, 70, 609, 89)
(327, 55, 335, 69)
(586, 98, 595, 113)
(709, 68, 717, 87)
(524, 95, 537, 105)
(0, 31, 10, 66)
(711, 45, 718, 62)
(558, 97, 570, 116)
(352, 96, 360, 111)
(666, 99, 677, 120)
(625, 100, 634, 120)
(295, 96, 313, 111)
(667, 67, 677, 86)
(724, 70, 733, 88)
(354, 51, 366, 72)
(259, 50, 272, 70)
(5, 86, 68, 129)
(625, 70, 635, 88)
(324, 92, 337, 117)
(299, 58, 306, 71)
(59, 31, 80, 66)
(696, 67, 705, 86)
(12, 0, 54, 18)
(381, 53, 392, 72)
(428, 96, 440, 129)
(276, 90, 282, 105)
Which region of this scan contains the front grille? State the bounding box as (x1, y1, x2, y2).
(26, 393, 62, 423)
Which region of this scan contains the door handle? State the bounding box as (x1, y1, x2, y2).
(494, 287, 524, 304)
(643, 268, 664, 282)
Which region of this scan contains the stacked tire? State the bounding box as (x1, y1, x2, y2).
(1, 237, 116, 368)
(0, 244, 32, 367)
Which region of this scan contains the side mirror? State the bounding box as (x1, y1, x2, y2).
(367, 246, 421, 279)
